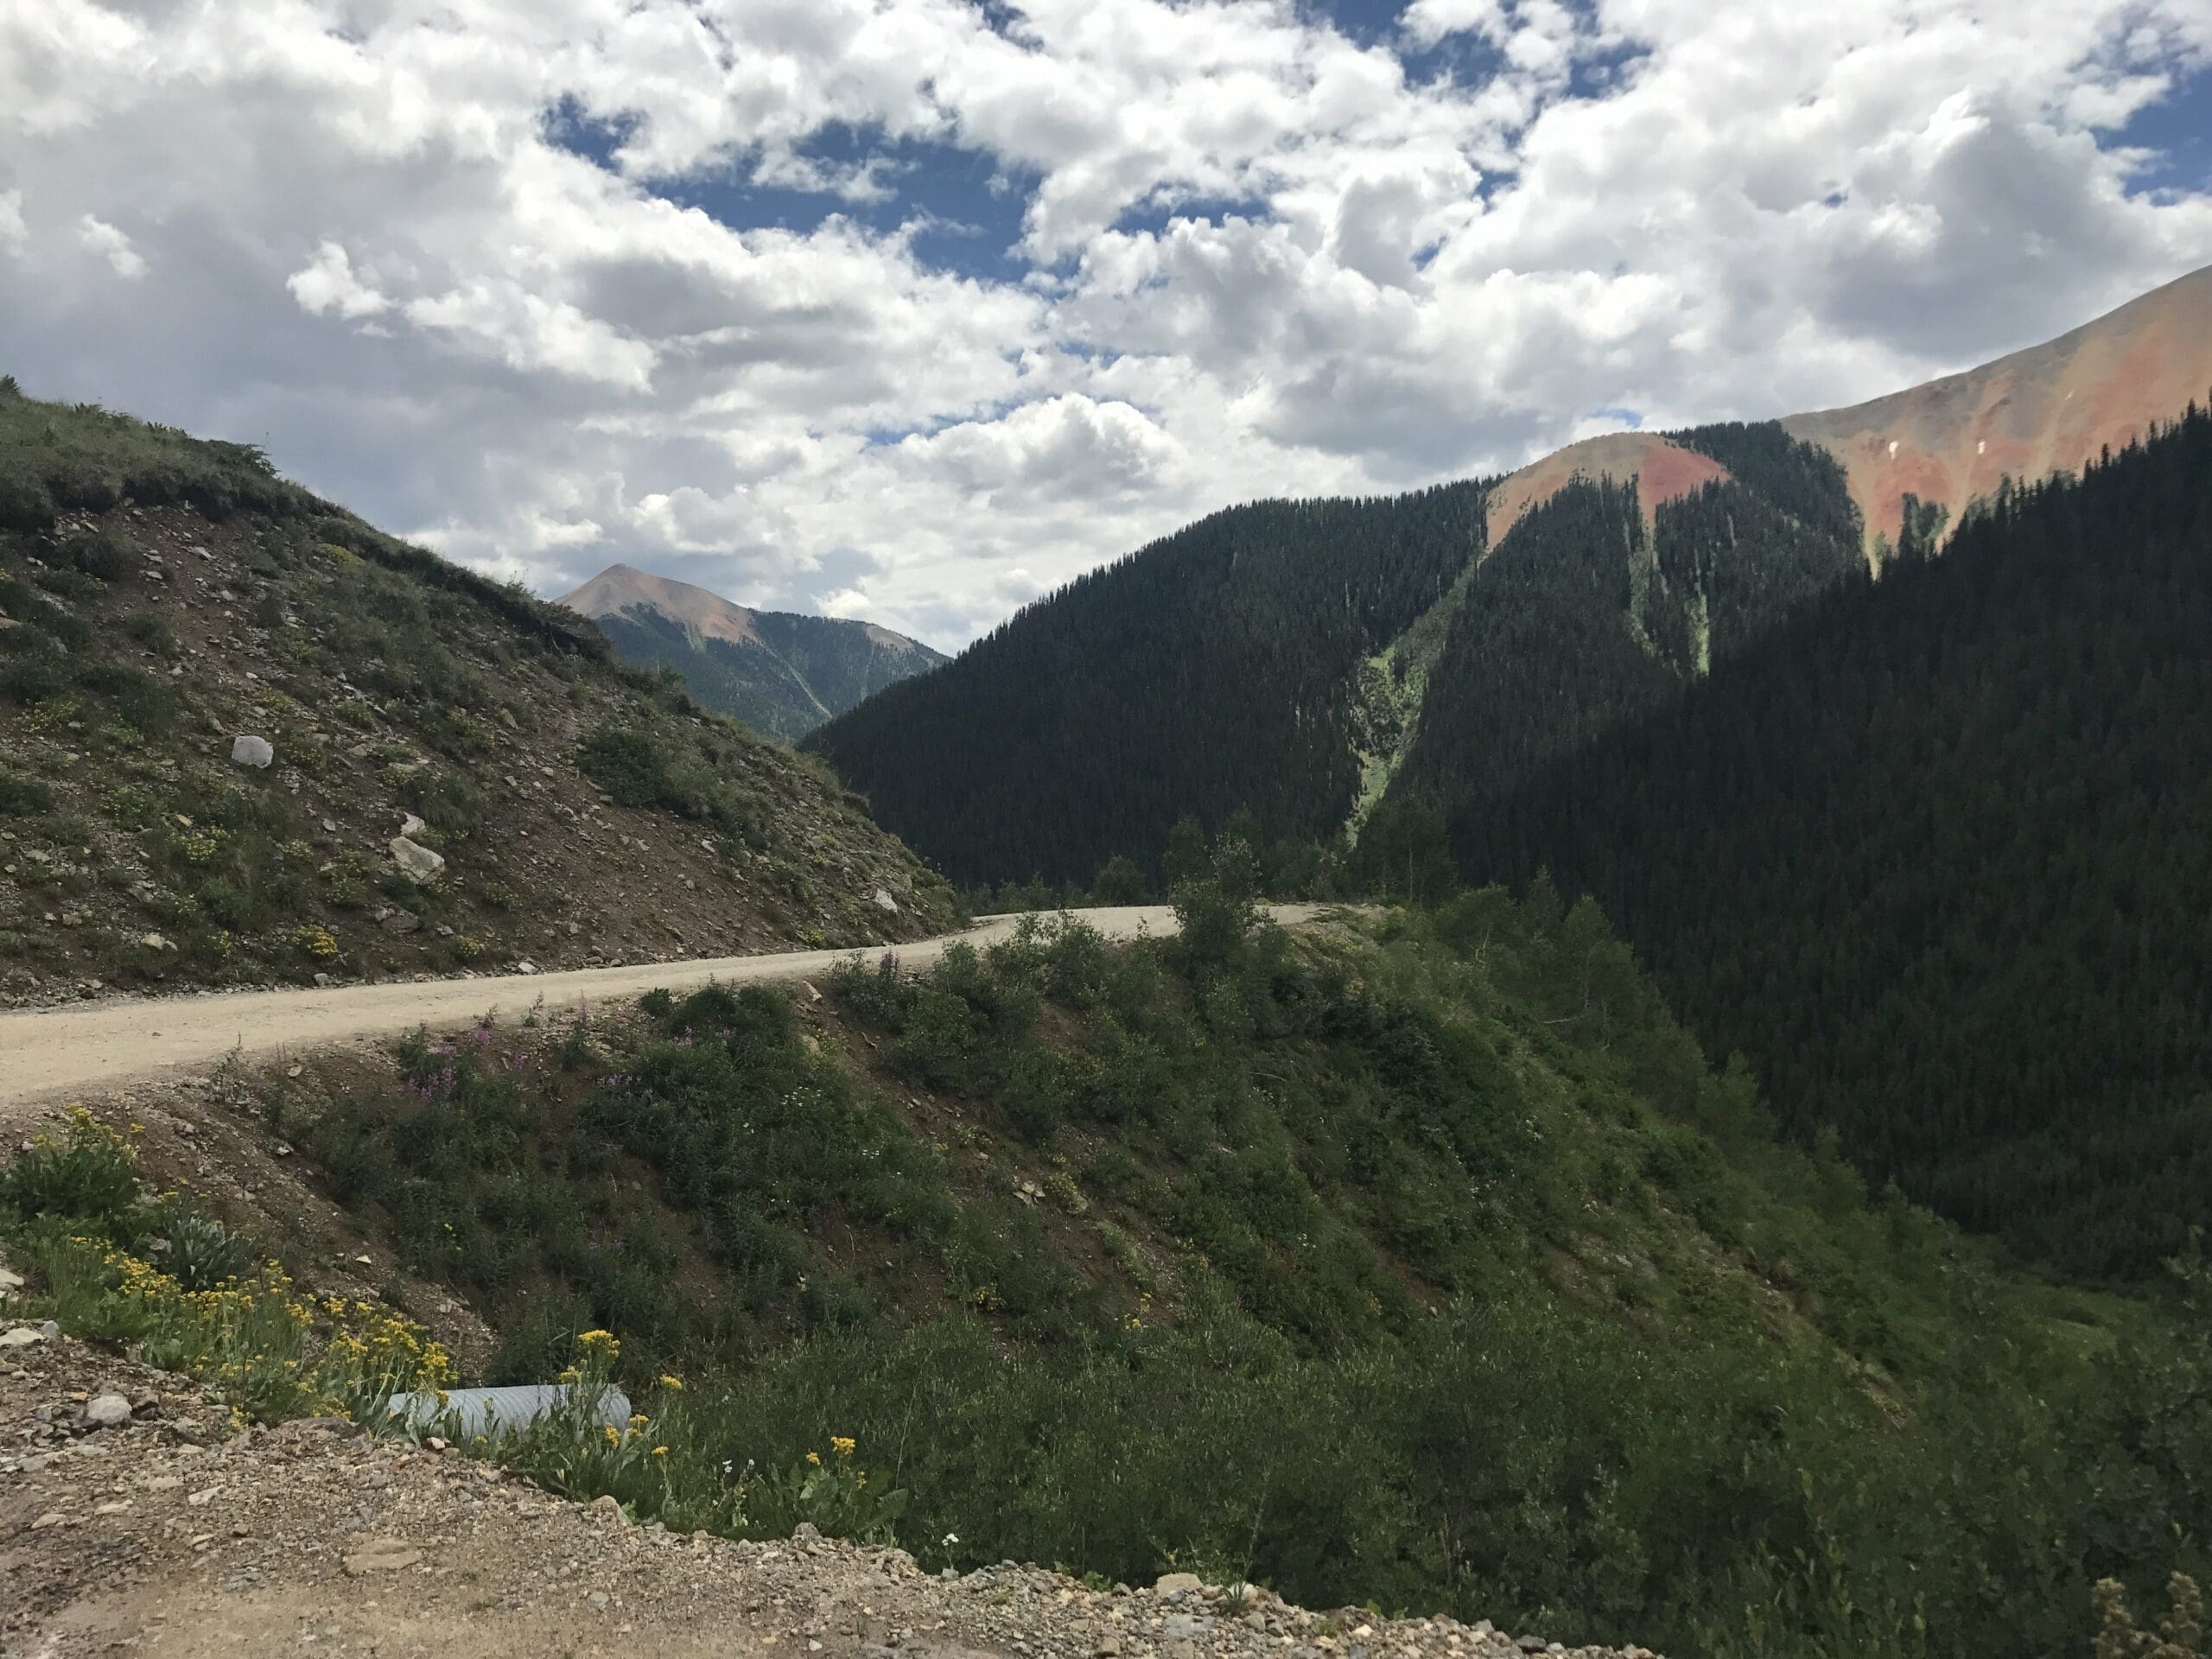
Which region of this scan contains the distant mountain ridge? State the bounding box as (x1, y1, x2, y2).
(807, 261, 2212, 887)
(561, 564, 945, 742)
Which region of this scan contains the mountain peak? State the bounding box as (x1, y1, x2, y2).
(1781, 260, 2212, 550)
(558, 563, 946, 741)
(560, 563, 761, 648)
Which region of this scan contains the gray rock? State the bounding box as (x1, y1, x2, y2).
(1154, 1572, 1204, 1598)
(342, 1537, 422, 1575)
(873, 887, 900, 914)
(1164, 1614, 1213, 1640)
(400, 813, 428, 838)
(379, 909, 422, 935)
(82, 1393, 132, 1429)
(388, 836, 444, 882)
(230, 735, 274, 768)
(0, 1325, 44, 1349)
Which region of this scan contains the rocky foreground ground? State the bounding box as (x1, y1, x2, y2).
(0, 1332, 1658, 1659)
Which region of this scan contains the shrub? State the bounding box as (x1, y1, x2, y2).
(0, 769, 54, 816)
(62, 526, 136, 582)
(0, 1108, 142, 1227)
(156, 1207, 253, 1291)
(2094, 1573, 2203, 1659)
(76, 660, 175, 731)
(578, 727, 669, 807)
(1093, 854, 1147, 905)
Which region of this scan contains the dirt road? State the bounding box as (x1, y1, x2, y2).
(0, 905, 1325, 1113)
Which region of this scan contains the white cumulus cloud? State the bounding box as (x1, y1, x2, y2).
(0, 0, 2205, 647)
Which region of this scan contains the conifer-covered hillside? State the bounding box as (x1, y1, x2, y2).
(0, 383, 953, 1002)
(807, 485, 1490, 887)
(811, 421, 1867, 892)
(1453, 404, 2212, 1281)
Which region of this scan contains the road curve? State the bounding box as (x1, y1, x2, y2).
(0, 905, 1330, 1112)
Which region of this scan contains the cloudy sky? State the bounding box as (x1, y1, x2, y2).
(3, 0, 2210, 647)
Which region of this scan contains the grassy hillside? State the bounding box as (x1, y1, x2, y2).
(35, 854, 2202, 1659)
(0, 381, 952, 1001)
(1452, 404, 2212, 1282)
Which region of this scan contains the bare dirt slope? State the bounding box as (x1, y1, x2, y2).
(1783, 261, 2212, 549)
(0, 1334, 1652, 1659)
(1482, 432, 1730, 549)
(0, 906, 1325, 1118)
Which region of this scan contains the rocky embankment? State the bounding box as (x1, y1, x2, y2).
(0, 1331, 1658, 1659)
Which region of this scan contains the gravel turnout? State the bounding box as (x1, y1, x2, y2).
(0, 1332, 1656, 1659)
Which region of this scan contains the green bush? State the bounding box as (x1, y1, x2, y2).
(0, 769, 54, 816)
(0, 1109, 142, 1227)
(61, 526, 136, 582)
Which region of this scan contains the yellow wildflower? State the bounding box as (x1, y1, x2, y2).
(806, 1451, 821, 1467)
(831, 1436, 855, 1459)
(652, 1446, 669, 1458)
(659, 1375, 684, 1392)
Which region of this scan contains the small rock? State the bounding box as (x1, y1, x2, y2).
(1164, 1614, 1213, 1641)
(400, 813, 428, 838)
(31, 1511, 65, 1529)
(81, 1393, 132, 1429)
(388, 836, 445, 883)
(0, 1266, 22, 1295)
(0, 1326, 42, 1349)
(379, 909, 422, 935)
(873, 887, 900, 914)
(516, 960, 538, 976)
(140, 932, 171, 951)
(1154, 1572, 1204, 1598)
(342, 1537, 423, 1576)
(230, 735, 274, 769)
(588, 1494, 626, 1524)
(588, 1591, 611, 1611)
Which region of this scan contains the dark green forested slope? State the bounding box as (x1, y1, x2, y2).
(1453, 406, 2212, 1280)
(807, 486, 1487, 887)
(813, 423, 1868, 893)
(1391, 425, 1864, 809)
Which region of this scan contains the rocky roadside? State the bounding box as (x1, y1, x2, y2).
(0, 1330, 1660, 1659)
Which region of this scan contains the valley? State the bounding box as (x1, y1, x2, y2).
(2, 213, 2208, 1659)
